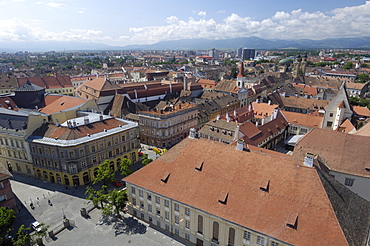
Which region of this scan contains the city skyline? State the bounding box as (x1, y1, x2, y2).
(0, 0, 369, 46)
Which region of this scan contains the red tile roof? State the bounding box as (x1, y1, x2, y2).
(125, 137, 351, 245)
(18, 76, 73, 89)
(40, 96, 91, 115)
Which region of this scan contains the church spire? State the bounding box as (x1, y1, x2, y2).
(237, 61, 245, 78)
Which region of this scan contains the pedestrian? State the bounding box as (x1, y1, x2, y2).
(74, 184, 77, 189)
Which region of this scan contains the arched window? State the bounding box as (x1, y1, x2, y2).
(197, 215, 203, 234)
(212, 221, 219, 242)
(228, 227, 235, 246)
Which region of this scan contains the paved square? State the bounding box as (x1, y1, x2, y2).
(11, 174, 185, 246)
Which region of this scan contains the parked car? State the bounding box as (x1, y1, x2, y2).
(31, 221, 45, 232)
(112, 180, 125, 187)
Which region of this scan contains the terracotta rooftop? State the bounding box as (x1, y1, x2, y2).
(346, 82, 367, 90)
(281, 111, 323, 128)
(280, 96, 329, 111)
(354, 121, 370, 136)
(294, 128, 370, 178)
(40, 96, 91, 115)
(336, 118, 356, 133)
(0, 163, 12, 181)
(252, 102, 278, 119)
(18, 76, 73, 89)
(353, 105, 370, 117)
(125, 137, 370, 246)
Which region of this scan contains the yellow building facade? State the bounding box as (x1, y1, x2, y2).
(28, 113, 140, 186)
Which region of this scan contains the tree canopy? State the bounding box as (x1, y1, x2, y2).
(0, 207, 16, 235)
(93, 160, 115, 185)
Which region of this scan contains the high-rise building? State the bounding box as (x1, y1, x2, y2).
(208, 49, 219, 60)
(237, 48, 255, 60)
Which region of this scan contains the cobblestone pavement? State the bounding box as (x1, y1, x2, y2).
(10, 174, 185, 246)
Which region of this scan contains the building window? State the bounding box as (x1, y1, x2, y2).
(141, 213, 144, 220)
(257, 236, 264, 245)
(175, 228, 179, 236)
(156, 196, 160, 204)
(157, 220, 161, 227)
(175, 216, 179, 224)
(212, 221, 219, 241)
(92, 157, 97, 164)
(197, 215, 203, 234)
(185, 233, 190, 241)
(148, 205, 152, 213)
(228, 227, 235, 246)
(326, 121, 333, 127)
(165, 212, 169, 220)
(243, 231, 251, 240)
(133, 198, 136, 206)
(131, 187, 136, 194)
(140, 202, 144, 209)
(174, 203, 179, 211)
(0, 195, 6, 202)
(185, 220, 190, 229)
(185, 207, 190, 216)
(149, 217, 152, 223)
(165, 224, 170, 231)
(329, 113, 333, 117)
(139, 190, 143, 197)
(91, 145, 95, 152)
(272, 242, 279, 246)
(164, 200, 169, 207)
(156, 209, 161, 216)
(345, 178, 355, 186)
(81, 161, 87, 169)
(147, 193, 152, 201)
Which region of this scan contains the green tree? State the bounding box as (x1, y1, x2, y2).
(120, 158, 133, 177)
(102, 189, 128, 218)
(356, 73, 370, 84)
(360, 63, 368, 68)
(86, 185, 108, 208)
(343, 62, 354, 69)
(12, 225, 31, 246)
(230, 66, 238, 78)
(0, 207, 16, 234)
(93, 160, 115, 185)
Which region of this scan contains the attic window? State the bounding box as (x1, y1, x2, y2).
(260, 179, 270, 192)
(365, 167, 370, 172)
(286, 213, 298, 229)
(161, 171, 171, 183)
(195, 160, 204, 171)
(210, 127, 214, 131)
(218, 191, 229, 205)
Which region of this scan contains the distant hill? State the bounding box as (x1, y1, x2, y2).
(1, 36, 370, 52)
(122, 36, 370, 50)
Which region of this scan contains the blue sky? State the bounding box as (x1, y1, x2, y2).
(0, 0, 369, 46)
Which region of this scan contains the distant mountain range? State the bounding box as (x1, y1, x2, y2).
(1, 36, 370, 52)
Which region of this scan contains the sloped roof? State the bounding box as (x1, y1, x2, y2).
(125, 137, 367, 246)
(40, 95, 91, 115)
(15, 80, 44, 92)
(280, 96, 329, 111)
(281, 111, 323, 128)
(293, 128, 370, 178)
(18, 76, 72, 89)
(213, 79, 237, 94)
(353, 105, 370, 117)
(336, 118, 355, 133)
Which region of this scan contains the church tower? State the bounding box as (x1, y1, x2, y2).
(237, 62, 246, 88)
(293, 52, 307, 79)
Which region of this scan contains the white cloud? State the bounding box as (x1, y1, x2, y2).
(0, 18, 111, 42)
(198, 11, 206, 17)
(2, 2, 370, 45)
(36, 1, 66, 8)
(217, 10, 226, 14)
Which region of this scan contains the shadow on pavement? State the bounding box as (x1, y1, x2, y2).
(97, 214, 147, 237)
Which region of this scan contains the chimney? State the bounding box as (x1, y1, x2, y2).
(216, 115, 220, 120)
(234, 110, 237, 117)
(272, 108, 278, 120)
(236, 139, 244, 151)
(73, 120, 77, 127)
(255, 121, 259, 127)
(84, 116, 89, 125)
(261, 118, 265, 125)
(55, 119, 60, 127)
(304, 153, 315, 167)
(189, 128, 197, 139)
(99, 114, 103, 121)
(67, 121, 72, 128)
(268, 100, 271, 105)
(134, 89, 138, 99)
